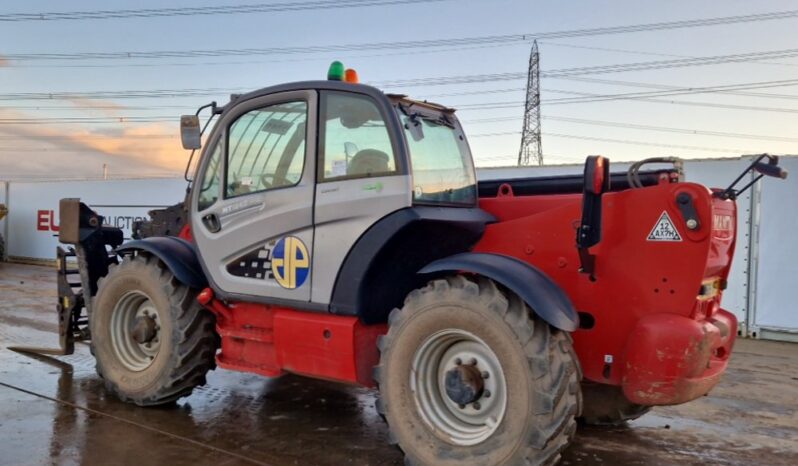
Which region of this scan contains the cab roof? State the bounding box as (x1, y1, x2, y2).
(221, 80, 455, 114)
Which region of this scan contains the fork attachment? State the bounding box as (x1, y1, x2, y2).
(10, 198, 123, 356)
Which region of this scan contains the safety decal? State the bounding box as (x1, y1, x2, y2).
(272, 236, 310, 289)
(647, 211, 682, 242)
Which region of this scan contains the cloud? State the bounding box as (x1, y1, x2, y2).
(0, 107, 188, 178)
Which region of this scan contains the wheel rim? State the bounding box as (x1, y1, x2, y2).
(110, 290, 162, 371)
(411, 329, 507, 446)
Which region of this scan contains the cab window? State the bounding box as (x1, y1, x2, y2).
(225, 101, 307, 198)
(319, 92, 397, 181)
(398, 110, 477, 206)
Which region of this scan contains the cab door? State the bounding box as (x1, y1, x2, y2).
(311, 91, 412, 305)
(191, 90, 317, 303)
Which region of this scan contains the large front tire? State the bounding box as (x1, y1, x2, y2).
(91, 253, 218, 406)
(376, 276, 581, 466)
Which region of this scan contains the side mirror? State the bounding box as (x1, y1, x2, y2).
(753, 157, 789, 179)
(180, 115, 202, 150)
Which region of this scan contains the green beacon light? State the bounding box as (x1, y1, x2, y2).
(327, 61, 345, 81)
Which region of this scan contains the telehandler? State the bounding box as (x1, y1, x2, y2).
(15, 62, 788, 465)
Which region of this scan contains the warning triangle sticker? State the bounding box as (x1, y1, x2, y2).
(647, 211, 682, 242)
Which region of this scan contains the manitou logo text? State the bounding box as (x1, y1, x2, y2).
(37, 210, 59, 232)
(713, 214, 733, 239)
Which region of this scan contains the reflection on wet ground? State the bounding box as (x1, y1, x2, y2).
(1, 263, 797, 465)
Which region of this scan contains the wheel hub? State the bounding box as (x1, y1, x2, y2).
(131, 315, 158, 344)
(444, 363, 484, 405)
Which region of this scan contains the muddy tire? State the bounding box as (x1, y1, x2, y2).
(579, 382, 650, 426)
(375, 276, 582, 466)
(91, 253, 218, 406)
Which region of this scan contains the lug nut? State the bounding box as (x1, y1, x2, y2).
(473, 402, 481, 410)
(482, 371, 490, 379)
(468, 358, 478, 366)
(458, 403, 466, 409)
(454, 358, 462, 365)
(484, 390, 491, 398)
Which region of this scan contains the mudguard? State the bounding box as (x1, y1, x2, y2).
(419, 252, 579, 332)
(116, 237, 207, 289)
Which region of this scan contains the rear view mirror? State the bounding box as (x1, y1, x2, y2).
(180, 115, 202, 150)
(753, 159, 789, 179)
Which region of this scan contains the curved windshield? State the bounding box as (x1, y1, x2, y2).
(398, 109, 477, 206)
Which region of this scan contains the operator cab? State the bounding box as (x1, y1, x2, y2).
(183, 62, 489, 320)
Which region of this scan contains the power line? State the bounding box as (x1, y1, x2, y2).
(543, 116, 798, 142)
(0, 134, 176, 140)
(544, 132, 758, 154)
(539, 41, 798, 68)
(469, 116, 798, 143)
(378, 47, 798, 88)
(551, 76, 798, 100)
(0, 0, 446, 22)
(543, 78, 798, 104)
(450, 78, 798, 112)
(5, 9, 798, 62)
(9, 46, 798, 103)
(542, 89, 798, 113)
(7, 43, 516, 69)
(5, 79, 798, 125)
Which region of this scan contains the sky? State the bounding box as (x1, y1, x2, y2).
(2, 0, 798, 180)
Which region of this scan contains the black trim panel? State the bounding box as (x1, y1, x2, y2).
(330, 206, 495, 324)
(213, 289, 329, 313)
(419, 252, 580, 332)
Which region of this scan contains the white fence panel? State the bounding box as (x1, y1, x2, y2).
(7, 178, 184, 260)
(1, 182, 7, 259)
(752, 156, 798, 340)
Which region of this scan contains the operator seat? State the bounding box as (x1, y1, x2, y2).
(348, 149, 390, 176)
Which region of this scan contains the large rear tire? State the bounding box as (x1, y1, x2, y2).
(579, 382, 650, 426)
(91, 253, 218, 406)
(375, 276, 581, 466)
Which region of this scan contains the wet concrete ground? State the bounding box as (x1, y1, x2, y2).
(0, 262, 796, 466)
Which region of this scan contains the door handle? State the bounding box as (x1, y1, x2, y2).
(202, 213, 221, 233)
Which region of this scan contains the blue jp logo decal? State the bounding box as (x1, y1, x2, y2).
(271, 236, 310, 289)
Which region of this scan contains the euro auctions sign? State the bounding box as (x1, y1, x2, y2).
(7, 178, 185, 260)
(35, 208, 151, 233)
